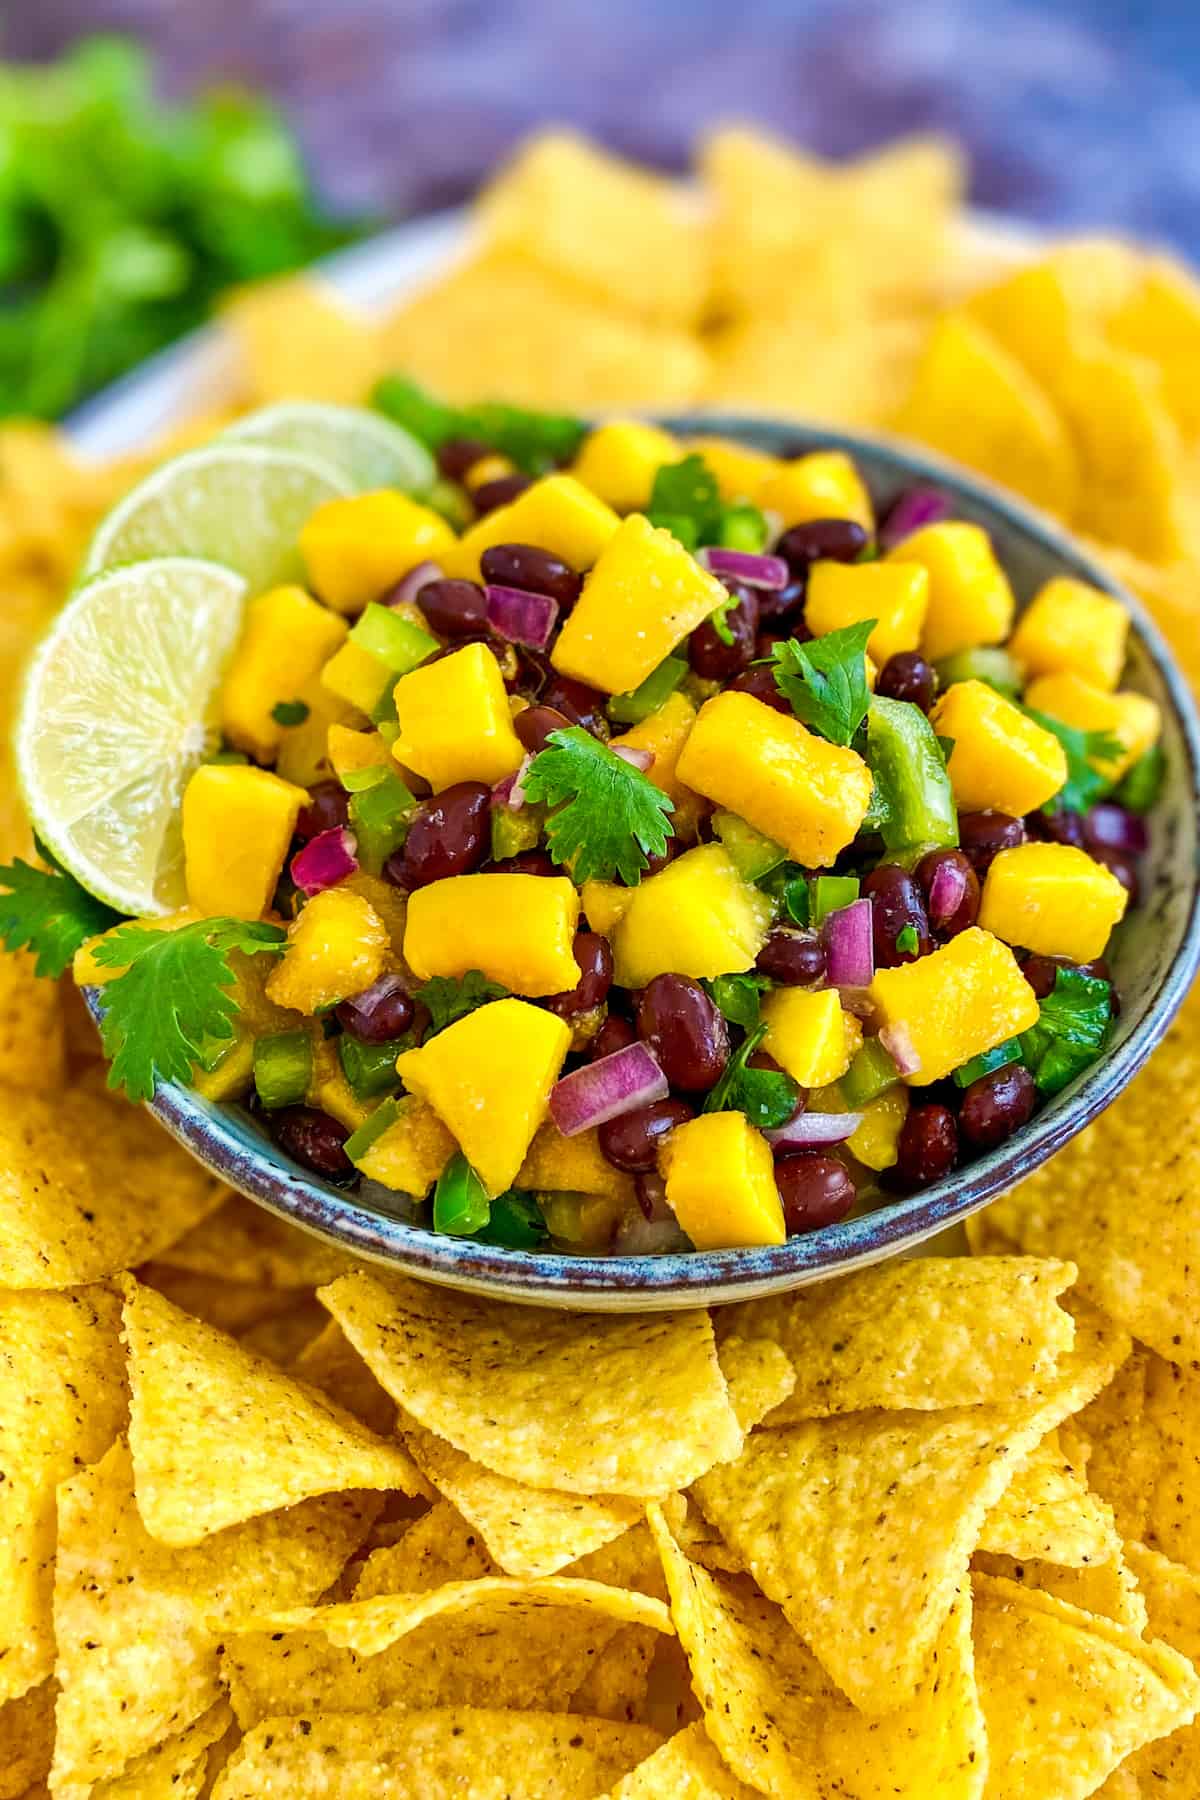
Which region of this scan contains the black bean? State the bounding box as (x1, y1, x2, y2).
(416, 578, 489, 640)
(588, 1013, 637, 1061)
(481, 543, 583, 608)
(472, 473, 530, 513)
(490, 850, 559, 877)
(755, 929, 826, 986)
(915, 848, 980, 939)
(636, 974, 729, 1092)
(273, 1107, 354, 1180)
(296, 781, 349, 842)
(959, 1063, 1038, 1149)
(862, 863, 931, 966)
(514, 705, 573, 755)
(877, 651, 937, 713)
(775, 1153, 856, 1233)
(1030, 804, 1087, 850)
(436, 437, 491, 481)
(1091, 847, 1140, 904)
(728, 665, 792, 714)
(688, 586, 759, 681)
(388, 781, 491, 890)
(893, 1104, 958, 1188)
(542, 932, 613, 1019)
(540, 674, 609, 738)
(599, 1098, 695, 1172)
(957, 810, 1027, 878)
(777, 518, 870, 572)
(335, 975, 415, 1044)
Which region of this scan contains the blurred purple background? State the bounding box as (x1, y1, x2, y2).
(9, 0, 1200, 253)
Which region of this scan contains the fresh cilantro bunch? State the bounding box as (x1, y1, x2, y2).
(416, 971, 509, 1035)
(1025, 710, 1124, 814)
(770, 620, 876, 746)
(91, 917, 286, 1102)
(373, 374, 585, 475)
(0, 856, 121, 978)
(522, 727, 675, 885)
(1019, 968, 1114, 1096)
(704, 1024, 799, 1130)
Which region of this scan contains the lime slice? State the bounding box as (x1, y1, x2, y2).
(17, 557, 247, 916)
(81, 444, 350, 592)
(223, 402, 436, 496)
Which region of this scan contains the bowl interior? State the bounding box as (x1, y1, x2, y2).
(109, 415, 1200, 1309)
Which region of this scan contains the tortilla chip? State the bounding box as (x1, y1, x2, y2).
(210, 1707, 662, 1800)
(725, 1255, 1076, 1422)
(981, 988, 1200, 1362)
(0, 1680, 55, 1800)
(1108, 255, 1200, 438)
(136, 1264, 305, 1338)
(966, 243, 1144, 387)
(378, 251, 708, 412)
(235, 1295, 327, 1366)
(565, 1522, 668, 1601)
(1075, 1342, 1200, 1568)
(353, 1501, 495, 1597)
(972, 1549, 1147, 1633)
(1055, 342, 1188, 561)
(705, 310, 925, 429)
(93, 1700, 233, 1800)
(978, 1429, 1121, 1566)
(155, 1195, 356, 1288)
(222, 276, 384, 407)
(0, 1285, 126, 1703)
(0, 1071, 225, 1288)
(567, 1621, 659, 1724)
(50, 1440, 374, 1794)
(292, 1319, 397, 1437)
(320, 1270, 742, 1498)
(666, 1499, 747, 1579)
(1113, 1543, 1200, 1796)
(602, 1721, 758, 1799)
(479, 130, 709, 328)
(894, 312, 1080, 517)
(649, 1507, 985, 1800)
(692, 1302, 1128, 1711)
(123, 1277, 423, 1544)
(972, 1573, 1200, 1799)
(0, 952, 65, 1091)
(715, 1335, 795, 1429)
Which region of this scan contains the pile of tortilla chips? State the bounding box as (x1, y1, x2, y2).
(4, 121, 1200, 1796)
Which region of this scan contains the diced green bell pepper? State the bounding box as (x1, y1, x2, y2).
(841, 1037, 901, 1107)
(867, 694, 958, 856)
(719, 504, 769, 551)
(253, 1030, 313, 1110)
(1114, 744, 1165, 814)
(491, 803, 543, 862)
(713, 810, 787, 884)
(608, 655, 688, 726)
(351, 602, 439, 675)
(338, 1033, 409, 1100)
(344, 1096, 400, 1167)
(934, 646, 1021, 699)
(472, 1191, 548, 1248)
(953, 1038, 1022, 1088)
(348, 769, 415, 873)
(433, 1153, 492, 1236)
(811, 874, 860, 928)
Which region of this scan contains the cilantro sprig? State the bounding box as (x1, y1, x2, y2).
(271, 699, 309, 727)
(646, 454, 768, 558)
(522, 727, 674, 885)
(704, 1024, 799, 1130)
(1025, 709, 1124, 814)
(1019, 968, 1113, 1096)
(770, 620, 876, 746)
(91, 917, 286, 1102)
(704, 973, 770, 1031)
(373, 374, 585, 474)
(0, 856, 122, 979)
(416, 971, 509, 1035)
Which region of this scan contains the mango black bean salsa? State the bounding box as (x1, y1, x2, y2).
(63, 409, 1164, 1254)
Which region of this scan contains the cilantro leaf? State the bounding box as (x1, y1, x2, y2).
(91, 917, 286, 1102)
(646, 454, 724, 548)
(415, 971, 509, 1035)
(1019, 968, 1113, 1096)
(1025, 709, 1124, 813)
(704, 1023, 799, 1130)
(372, 374, 584, 474)
(895, 924, 920, 956)
(770, 621, 876, 746)
(522, 727, 674, 885)
(0, 857, 123, 980)
(271, 698, 309, 726)
(704, 973, 770, 1031)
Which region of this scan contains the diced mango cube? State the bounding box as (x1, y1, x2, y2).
(328, 724, 391, 782)
(300, 491, 458, 615)
(307, 1032, 375, 1133)
(610, 844, 772, 989)
(320, 639, 391, 717)
(182, 765, 305, 920)
(517, 1120, 636, 1203)
(980, 842, 1128, 961)
(552, 515, 728, 695)
(265, 887, 390, 1014)
(1010, 576, 1129, 692)
(756, 451, 873, 531)
(684, 436, 782, 502)
(804, 560, 929, 665)
(580, 880, 635, 936)
(340, 871, 407, 954)
(761, 987, 862, 1089)
(572, 420, 680, 512)
(675, 690, 873, 867)
(541, 1191, 625, 1249)
(220, 586, 348, 760)
(847, 1087, 909, 1172)
(610, 690, 706, 841)
(930, 679, 1068, 815)
(659, 1111, 785, 1250)
(868, 926, 1040, 1086)
(1023, 671, 1161, 782)
(353, 1094, 457, 1195)
(275, 678, 357, 788)
(193, 1035, 255, 1103)
(392, 642, 525, 791)
(404, 873, 581, 997)
(396, 998, 571, 1195)
(445, 473, 620, 581)
(889, 522, 1015, 662)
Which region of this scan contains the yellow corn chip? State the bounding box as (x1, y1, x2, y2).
(602, 1721, 758, 1799)
(353, 1501, 496, 1598)
(210, 1707, 662, 1800)
(320, 1270, 742, 1498)
(1113, 1543, 1200, 1796)
(0, 951, 65, 1091)
(221, 276, 384, 407)
(666, 1498, 748, 1579)
(378, 251, 708, 412)
(1055, 342, 1188, 561)
(894, 312, 1080, 516)
(972, 1573, 1200, 1799)
(0, 1285, 126, 1703)
(978, 1429, 1120, 1565)
(479, 130, 709, 328)
(1075, 1342, 1200, 1568)
(568, 1620, 659, 1725)
(155, 1193, 356, 1287)
(50, 1440, 375, 1794)
(0, 1070, 225, 1288)
(649, 1506, 985, 1800)
(705, 310, 925, 429)
(724, 1254, 1076, 1421)
(715, 1335, 795, 1428)
(972, 1549, 1147, 1633)
(1108, 255, 1200, 438)
(123, 1276, 423, 1544)
(93, 1700, 233, 1800)
(966, 243, 1144, 386)
(291, 1319, 397, 1437)
(692, 1301, 1127, 1711)
(235, 1294, 327, 1366)
(0, 1679, 55, 1800)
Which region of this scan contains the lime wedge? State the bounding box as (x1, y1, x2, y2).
(16, 558, 247, 916)
(81, 444, 350, 592)
(223, 402, 436, 496)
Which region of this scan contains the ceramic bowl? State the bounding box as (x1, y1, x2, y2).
(82, 412, 1200, 1309)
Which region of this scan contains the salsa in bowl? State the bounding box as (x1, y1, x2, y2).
(13, 401, 1199, 1306)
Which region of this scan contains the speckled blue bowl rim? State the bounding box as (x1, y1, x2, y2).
(85, 415, 1200, 1308)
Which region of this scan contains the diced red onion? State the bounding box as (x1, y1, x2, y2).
(290, 827, 358, 897)
(492, 756, 531, 813)
(612, 745, 655, 773)
(878, 1021, 921, 1077)
(1085, 801, 1149, 857)
(485, 583, 559, 650)
(389, 560, 442, 608)
(878, 486, 954, 549)
(926, 856, 971, 932)
(698, 548, 790, 590)
(765, 1110, 863, 1148)
(821, 899, 875, 989)
(549, 1041, 669, 1137)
